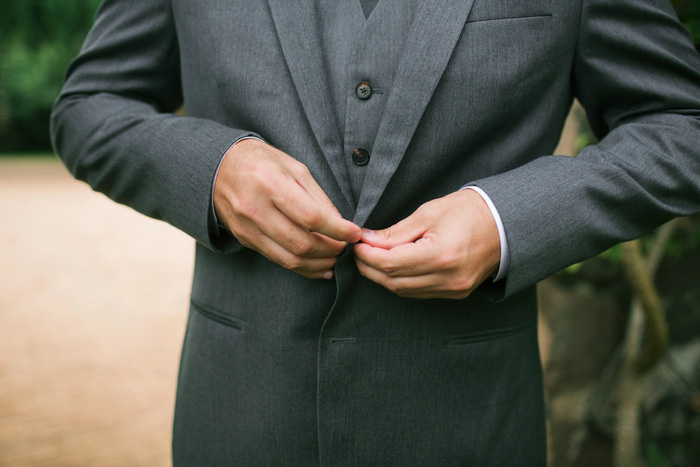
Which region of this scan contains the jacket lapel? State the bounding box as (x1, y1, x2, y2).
(266, 0, 355, 211)
(353, 0, 476, 227)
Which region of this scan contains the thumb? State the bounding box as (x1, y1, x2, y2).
(360, 212, 428, 249)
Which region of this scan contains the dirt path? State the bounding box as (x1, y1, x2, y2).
(0, 158, 194, 466)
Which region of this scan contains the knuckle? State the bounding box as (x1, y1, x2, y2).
(281, 256, 303, 271)
(434, 254, 456, 271)
(229, 202, 243, 218)
(450, 275, 476, 294)
(251, 168, 271, 186)
(231, 198, 257, 220)
(293, 162, 311, 177)
(436, 247, 464, 270)
(290, 239, 314, 256)
(300, 209, 323, 228)
(377, 258, 398, 276)
(253, 169, 282, 193)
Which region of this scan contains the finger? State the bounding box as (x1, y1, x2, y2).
(359, 211, 429, 249)
(354, 257, 443, 296)
(242, 227, 339, 279)
(353, 238, 437, 277)
(292, 164, 344, 216)
(227, 199, 345, 259)
(256, 207, 349, 258)
(272, 180, 361, 243)
(355, 257, 471, 299)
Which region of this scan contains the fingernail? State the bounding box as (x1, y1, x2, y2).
(323, 270, 334, 280)
(361, 228, 374, 240)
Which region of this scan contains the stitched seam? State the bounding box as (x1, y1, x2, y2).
(467, 13, 552, 24)
(448, 321, 534, 345)
(190, 298, 246, 331)
(330, 338, 356, 345)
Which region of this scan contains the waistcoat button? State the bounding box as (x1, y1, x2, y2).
(355, 82, 372, 100)
(352, 148, 370, 166)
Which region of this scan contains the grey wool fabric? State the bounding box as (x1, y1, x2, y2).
(51, 0, 700, 465)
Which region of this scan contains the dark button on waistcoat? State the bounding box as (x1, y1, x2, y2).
(317, 0, 416, 199)
(355, 81, 372, 100)
(352, 148, 370, 166)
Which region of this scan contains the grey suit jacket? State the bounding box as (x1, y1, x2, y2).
(51, 0, 700, 465)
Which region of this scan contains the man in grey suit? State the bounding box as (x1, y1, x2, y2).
(52, 0, 700, 465)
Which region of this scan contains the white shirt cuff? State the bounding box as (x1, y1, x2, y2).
(461, 185, 510, 281)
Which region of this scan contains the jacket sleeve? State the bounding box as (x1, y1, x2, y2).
(475, 0, 700, 301)
(50, 0, 256, 253)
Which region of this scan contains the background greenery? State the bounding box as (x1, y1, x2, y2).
(0, 0, 102, 152)
(673, 0, 700, 44)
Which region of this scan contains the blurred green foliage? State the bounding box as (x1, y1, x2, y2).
(672, 0, 700, 46)
(0, 0, 102, 152)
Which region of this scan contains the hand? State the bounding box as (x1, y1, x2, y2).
(353, 189, 501, 299)
(214, 139, 361, 279)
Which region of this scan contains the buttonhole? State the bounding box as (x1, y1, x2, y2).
(330, 338, 356, 345)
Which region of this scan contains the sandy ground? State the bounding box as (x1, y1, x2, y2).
(0, 158, 194, 466)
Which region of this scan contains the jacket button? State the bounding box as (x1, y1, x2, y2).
(355, 82, 372, 100)
(352, 148, 370, 166)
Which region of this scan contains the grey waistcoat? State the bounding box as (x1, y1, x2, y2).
(318, 0, 417, 201)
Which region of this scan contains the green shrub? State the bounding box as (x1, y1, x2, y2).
(0, 0, 102, 152)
